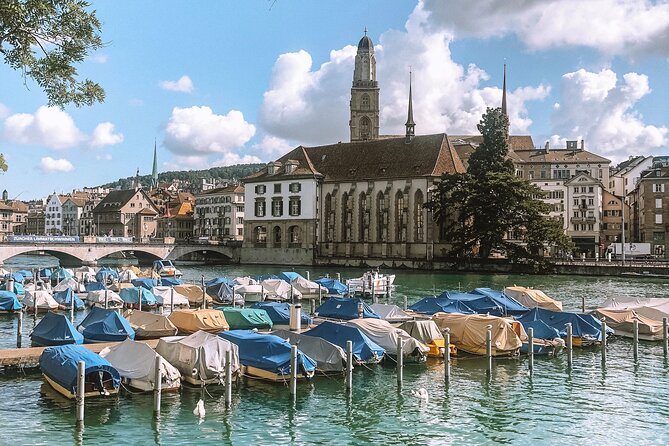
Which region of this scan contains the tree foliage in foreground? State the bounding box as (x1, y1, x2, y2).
(0, 153, 7, 172)
(0, 0, 104, 107)
(425, 107, 572, 263)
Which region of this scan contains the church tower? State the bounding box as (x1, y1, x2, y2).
(350, 28, 379, 142)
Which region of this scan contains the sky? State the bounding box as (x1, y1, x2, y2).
(1, 0, 668, 200)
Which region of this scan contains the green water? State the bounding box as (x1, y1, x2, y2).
(2, 256, 669, 445)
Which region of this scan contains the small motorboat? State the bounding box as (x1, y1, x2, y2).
(0, 290, 22, 313)
(39, 344, 120, 399)
(370, 303, 413, 323)
(345, 270, 395, 297)
(278, 272, 328, 298)
(219, 307, 274, 330)
(250, 301, 313, 328)
(272, 329, 346, 373)
(259, 279, 302, 302)
(152, 260, 182, 278)
(31, 312, 84, 346)
(85, 290, 124, 309)
(151, 286, 190, 309)
(168, 309, 229, 335)
(119, 287, 158, 309)
(95, 267, 119, 283)
(22, 290, 59, 313)
(156, 330, 240, 386)
(398, 320, 454, 358)
(303, 321, 385, 364)
(516, 308, 609, 347)
(77, 307, 135, 343)
(346, 318, 429, 362)
(100, 339, 181, 392)
(53, 277, 85, 293)
(315, 297, 380, 321)
(53, 288, 85, 311)
(503, 286, 563, 312)
(131, 278, 158, 290)
(218, 330, 316, 382)
(314, 277, 349, 297)
(432, 313, 522, 357)
(172, 284, 213, 307)
(124, 309, 178, 339)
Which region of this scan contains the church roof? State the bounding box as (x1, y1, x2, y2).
(513, 149, 610, 164)
(358, 35, 373, 51)
(448, 135, 535, 151)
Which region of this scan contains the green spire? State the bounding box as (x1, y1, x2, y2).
(150, 140, 158, 189)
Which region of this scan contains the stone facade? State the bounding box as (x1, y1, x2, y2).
(564, 173, 603, 257)
(194, 185, 245, 240)
(635, 166, 669, 258)
(92, 189, 159, 239)
(0, 201, 28, 241)
(350, 31, 379, 142)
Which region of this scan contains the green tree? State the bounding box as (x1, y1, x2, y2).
(0, 0, 104, 107)
(0, 153, 7, 172)
(426, 107, 572, 264)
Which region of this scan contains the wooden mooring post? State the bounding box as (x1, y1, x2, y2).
(76, 360, 85, 425)
(396, 338, 404, 388)
(485, 325, 492, 376)
(153, 355, 162, 415)
(528, 327, 534, 374)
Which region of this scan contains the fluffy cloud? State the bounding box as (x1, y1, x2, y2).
(159, 75, 194, 93)
(90, 122, 124, 147)
(251, 135, 294, 158)
(420, 0, 669, 56)
(212, 153, 262, 166)
(0, 103, 9, 119)
(4, 106, 84, 149)
(259, 2, 548, 146)
(40, 157, 74, 173)
(164, 106, 256, 155)
(550, 68, 668, 161)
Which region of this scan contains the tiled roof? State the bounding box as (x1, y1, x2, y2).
(137, 207, 158, 215)
(513, 149, 610, 164)
(196, 184, 245, 196)
(448, 135, 535, 151)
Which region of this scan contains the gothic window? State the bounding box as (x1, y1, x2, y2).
(414, 190, 424, 242)
(361, 94, 370, 110)
(341, 192, 352, 242)
(395, 191, 407, 242)
(254, 226, 267, 244)
(359, 192, 369, 242)
(324, 193, 335, 242)
(273, 225, 282, 247)
(377, 191, 388, 242)
(360, 117, 371, 140)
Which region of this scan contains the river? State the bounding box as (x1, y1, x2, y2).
(1, 255, 668, 445)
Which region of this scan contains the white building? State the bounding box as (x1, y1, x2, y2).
(194, 185, 245, 240)
(44, 193, 66, 235)
(609, 155, 654, 197)
(565, 172, 604, 257)
(61, 196, 86, 236)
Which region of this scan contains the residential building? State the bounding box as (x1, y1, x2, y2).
(44, 193, 66, 235)
(194, 185, 244, 240)
(609, 156, 654, 197)
(26, 212, 45, 235)
(80, 196, 103, 236)
(601, 190, 629, 253)
(156, 193, 196, 241)
(0, 200, 28, 241)
(92, 189, 159, 239)
(564, 173, 604, 257)
(635, 166, 669, 258)
(61, 196, 87, 236)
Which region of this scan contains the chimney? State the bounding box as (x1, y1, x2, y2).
(580, 140, 585, 151)
(544, 141, 549, 152)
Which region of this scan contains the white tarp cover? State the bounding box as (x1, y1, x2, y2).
(23, 290, 59, 310)
(100, 339, 181, 390)
(53, 278, 85, 293)
(290, 277, 327, 296)
(124, 309, 179, 338)
(119, 269, 139, 282)
(346, 318, 430, 357)
(260, 279, 303, 301)
(503, 286, 563, 312)
(85, 290, 124, 308)
(272, 329, 345, 372)
(432, 312, 522, 356)
(156, 331, 240, 382)
(398, 320, 444, 344)
(151, 286, 190, 308)
(233, 277, 257, 286)
(370, 303, 413, 322)
(234, 284, 265, 300)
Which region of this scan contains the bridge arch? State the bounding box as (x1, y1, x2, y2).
(0, 247, 85, 266)
(166, 245, 234, 263)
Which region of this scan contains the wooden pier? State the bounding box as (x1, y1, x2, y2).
(0, 339, 159, 368)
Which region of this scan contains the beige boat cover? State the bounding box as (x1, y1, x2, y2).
(432, 312, 522, 355)
(151, 286, 190, 307)
(168, 309, 229, 334)
(124, 309, 179, 338)
(503, 286, 563, 312)
(599, 297, 669, 321)
(23, 290, 59, 310)
(346, 318, 430, 357)
(173, 284, 213, 306)
(398, 320, 444, 344)
(592, 308, 664, 339)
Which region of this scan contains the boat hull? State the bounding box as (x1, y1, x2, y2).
(241, 365, 313, 382)
(43, 373, 119, 400)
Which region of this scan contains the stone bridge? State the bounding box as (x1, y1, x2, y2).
(0, 242, 241, 266)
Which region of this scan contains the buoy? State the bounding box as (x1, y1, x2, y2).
(193, 399, 206, 423)
(410, 388, 429, 403)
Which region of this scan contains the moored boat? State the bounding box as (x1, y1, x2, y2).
(168, 308, 229, 334)
(77, 307, 135, 343)
(516, 308, 608, 347)
(432, 313, 522, 356)
(303, 321, 385, 364)
(398, 320, 453, 357)
(85, 290, 124, 309)
(124, 309, 178, 339)
(250, 301, 313, 328)
(271, 329, 346, 373)
(345, 270, 395, 297)
(503, 286, 563, 312)
(151, 286, 190, 309)
(219, 307, 274, 330)
(346, 318, 429, 362)
(22, 290, 59, 313)
(31, 312, 84, 346)
(369, 303, 413, 323)
(0, 290, 22, 313)
(315, 297, 380, 321)
(119, 287, 158, 309)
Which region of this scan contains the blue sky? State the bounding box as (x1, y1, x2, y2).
(1, 0, 668, 199)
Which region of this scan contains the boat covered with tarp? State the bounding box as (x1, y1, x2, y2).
(39, 344, 120, 398)
(53, 277, 85, 293)
(118, 268, 138, 282)
(509, 319, 565, 356)
(315, 297, 380, 320)
(503, 286, 563, 312)
(271, 329, 345, 372)
(250, 301, 313, 327)
(156, 331, 240, 385)
(516, 307, 609, 346)
(206, 281, 244, 305)
(304, 321, 384, 364)
(50, 267, 73, 284)
(0, 281, 25, 295)
(0, 290, 22, 312)
(119, 287, 158, 308)
(346, 318, 429, 362)
(124, 309, 178, 339)
(431, 291, 516, 317)
(314, 277, 348, 296)
(409, 296, 476, 315)
(53, 288, 85, 311)
(77, 307, 135, 343)
(219, 330, 316, 381)
(23, 290, 59, 312)
(469, 288, 529, 316)
(85, 282, 106, 292)
(259, 279, 302, 301)
(278, 273, 327, 297)
(31, 312, 84, 346)
(131, 278, 158, 290)
(151, 286, 190, 308)
(432, 312, 522, 356)
(160, 277, 183, 287)
(96, 267, 118, 283)
(369, 303, 413, 322)
(220, 307, 273, 330)
(168, 309, 229, 334)
(592, 297, 669, 340)
(85, 290, 124, 309)
(173, 284, 213, 307)
(398, 320, 449, 357)
(100, 339, 181, 392)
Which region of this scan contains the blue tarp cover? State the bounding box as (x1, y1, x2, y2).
(409, 297, 476, 315)
(205, 277, 234, 287)
(250, 302, 313, 326)
(0, 282, 25, 294)
(131, 278, 158, 290)
(434, 291, 509, 316)
(278, 272, 303, 283)
(51, 267, 73, 282)
(95, 267, 118, 282)
(303, 321, 385, 363)
(0, 290, 22, 311)
(159, 277, 183, 287)
(4, 271, 25, 283)
(315, 297, 380, 320)
(16, 269, 33, 279)
(218, 330, 316, 375)
(39, 268, 52, 278)
(53, 288, 85, 310)
(119, 287, 157, 306)
(85, 282, 106, 292)
(39, 344, 120, 393)
(78, 307, 135, 342)
(470, 288, 529, 316)
(31, 312, 84, 345)
(516, 308, 611, 340)
(314, 277, 348, 295)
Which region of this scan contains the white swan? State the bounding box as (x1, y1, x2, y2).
(410, 387, 429, 402)
(193, 399, 206, 423)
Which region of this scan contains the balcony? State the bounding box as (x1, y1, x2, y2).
(571, 216, 596, 224)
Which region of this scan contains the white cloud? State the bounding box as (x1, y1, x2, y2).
(0, 103, 9, 119)
(96, 153, 113, 161)
(420, 0, 669, 56)
(251, 135, 294, 158)
(550, 68, 668, 161)
(258, 2, 549, 145)
(40, 157, 74, 173)
(4, 106, 85, 149)
(90, 122, 124, 147)
(212, 153, 262, 166)
(159, 75, 194, 93)
(164, 106, 256, 155)
(89, 54, 108, 63)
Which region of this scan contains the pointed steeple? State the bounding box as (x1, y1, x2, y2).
(405, 70, 415, 143)
(501, 63, 507, 117)
(134, 168, 141, 190)
(150, 140, 158, 190)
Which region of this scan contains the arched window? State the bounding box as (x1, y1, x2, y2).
(324, 193, 335, 242)
(341, 192, 352, 242)
(414, 190, 424, 242)
(395, 191, 407, 242)
(273, 225, 282, 247)
(361, 94, 370, 110)
(360, 117, 371, 140)
(254, 226, 266, 244)
(288, 225, 301, 245)
(359, 192, 369, 242)
(377, 191, 387, 242)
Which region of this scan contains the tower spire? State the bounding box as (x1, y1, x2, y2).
(501, 63, 507, 117)
(150, 140, 158, 190)
(405, 69, 415, 143)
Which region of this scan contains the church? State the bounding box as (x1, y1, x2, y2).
(242, 30, 519, 267)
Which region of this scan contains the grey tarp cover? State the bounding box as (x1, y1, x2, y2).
(398, 320, 444, 344)
(599, 297, 669, 321)
(100, 339, 181, 390)
(370, 303, 413, 322)
(53, 278, 85, 293)
(124, 309, 179, 338)
(260, 279, 303, 301)
(151, 286, 190, 307)
(346, 318, 430, 357)
(272, 329, 345, 372)
(85, 290, 124, 308)
(593, 296, 669, 340)
(23, 290, 59, 310)
(156, 330, 239, 382)
(289, 277, 328, 296)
